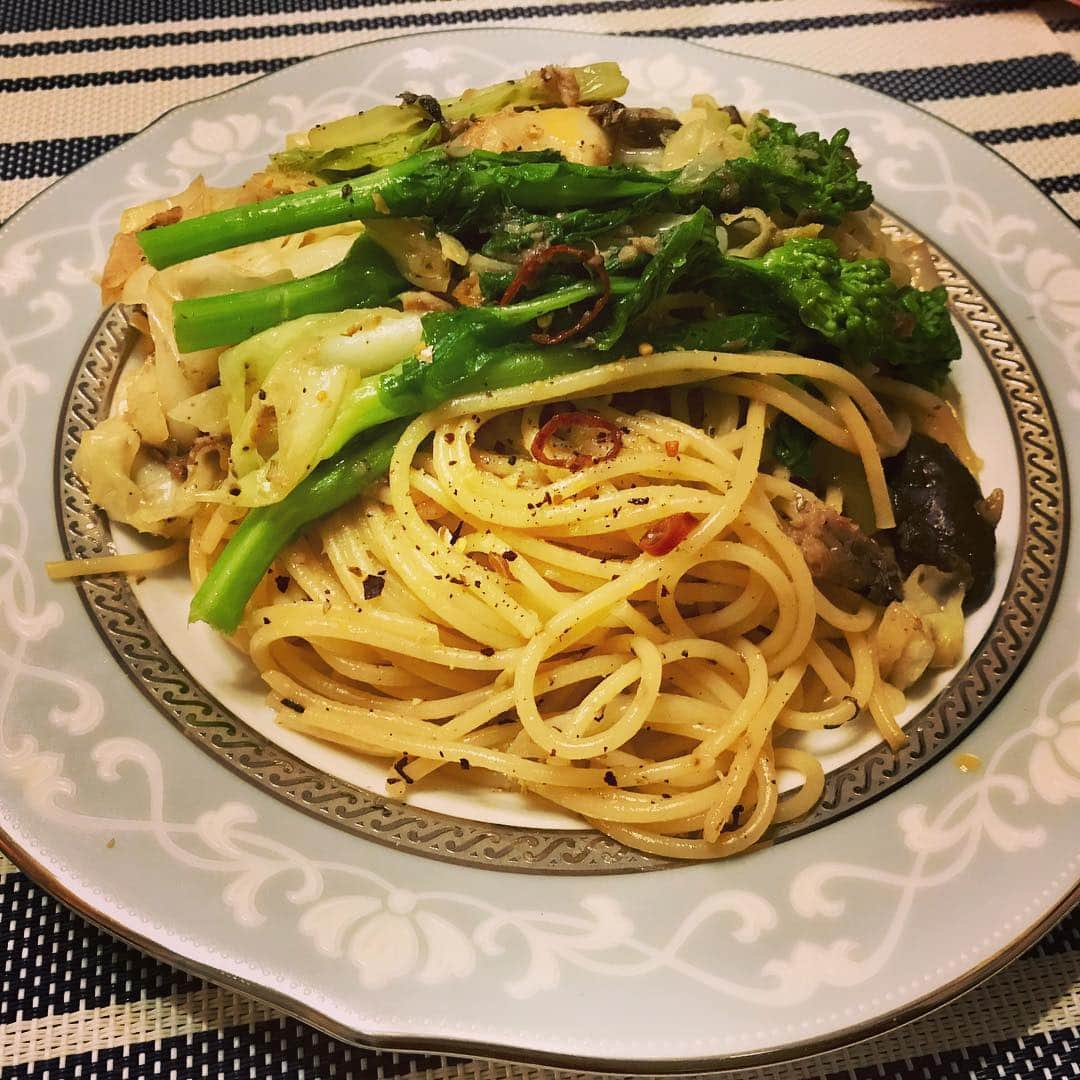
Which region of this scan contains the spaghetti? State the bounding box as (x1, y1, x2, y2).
(60, 62, 1000, 860)
(195, 351, 933, 859)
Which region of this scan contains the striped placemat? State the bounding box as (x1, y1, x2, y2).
(2, 2, 1078, 1078)
(1, 849, 1078, 1077)
(1, 0, 1078, 224)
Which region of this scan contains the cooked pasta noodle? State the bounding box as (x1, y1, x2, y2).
(210, 351, 926, 859)
(47, 540, 187, 580)
(63, 62, 999, 861)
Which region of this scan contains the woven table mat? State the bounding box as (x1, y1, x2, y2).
(1, 2, 1078, 1078)
(1, 0, 1078, 223)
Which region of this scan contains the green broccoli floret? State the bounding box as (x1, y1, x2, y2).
(892, 283, 963, 385)
(703, 237, 960, 384)
(480, 118, 873, 253)
(694, 117, 873, 225)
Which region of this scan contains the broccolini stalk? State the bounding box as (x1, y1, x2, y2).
(138, 148, 448, 269)
(189, 421, 409, 634)
(479, 117, 876, 254)
(593, 207, 714, 350)
(317, 278, 629, 458)
(190, 340, 600, 632)
(480, 191, 672, 257)
(613, 215, 957, 381)
(645, 313, 795, 354)
(692, 116, 873, 225)
(173, 234, 407, 352)
(137, 149, 673, 270)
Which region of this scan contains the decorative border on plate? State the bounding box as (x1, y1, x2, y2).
(54, 227, 1067, 874)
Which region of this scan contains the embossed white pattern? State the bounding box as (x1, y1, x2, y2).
(790, 610, 1080, 993)
(0, 37, 1076, 1057)
(0, 302, 104, 756)
(3, 661, 1078, 1001)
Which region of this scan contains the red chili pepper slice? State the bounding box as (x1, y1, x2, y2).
(531, 411, 623, 472)
(499, 244, 611, 345)
(638, 512, 698, 556)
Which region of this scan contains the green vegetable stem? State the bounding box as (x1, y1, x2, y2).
(708, 116, 873, 225)
(316, 279, 627, 458)
(189, 341, 599, 633)
(137, 150, 667, 270)
(138, 113, 876, 273)
(696, 237, 960, 384)
(173, 234, 407, 352)
(189, 420, 409, 634)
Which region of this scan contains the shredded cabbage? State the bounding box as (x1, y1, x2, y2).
(209, 308, 422, 507)
(72, 415, 228, 536)
(661, 96, 754, 174)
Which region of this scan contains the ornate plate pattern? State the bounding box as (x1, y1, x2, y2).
(1, 30, 1077, 1071)
(52, 225, 1067, 871)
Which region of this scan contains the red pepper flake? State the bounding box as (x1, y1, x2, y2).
(665, 440, 680, 457)
(531, 411, 623, 472)
(499, 244, 611, 345)
(638, 512, 697, 556)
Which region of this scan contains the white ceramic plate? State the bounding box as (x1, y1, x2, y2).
(1, 29, 1077, 1072)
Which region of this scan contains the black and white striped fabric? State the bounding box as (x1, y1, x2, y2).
(1, 0, 1079, 223)
(2, 848, 1079, 1077)
(2, 2, 1078, 1077)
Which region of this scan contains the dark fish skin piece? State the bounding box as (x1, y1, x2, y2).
(886, 433, 997, 610)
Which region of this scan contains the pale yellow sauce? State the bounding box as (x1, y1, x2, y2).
(955, 752, 982, 774)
